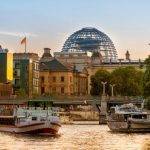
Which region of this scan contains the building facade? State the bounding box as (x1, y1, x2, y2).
(54, 50, 144, 94)
(54, 51, 92, 65)
(39, 59, 88, 96)
(0, 46, 13, 99)
(13, 53, 39, 97)
(87, 59, 144, 94)
(40, 48, 53, 62)
(53, 27, 145, 95)
(0, 46, 13, 83)
(0, 83, 13, 100)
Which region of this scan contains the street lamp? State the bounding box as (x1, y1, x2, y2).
(110, 84, 115, 97)
(101, 81, 107, 96)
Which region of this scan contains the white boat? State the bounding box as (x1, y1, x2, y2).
(107, 103, 150, 132)
(0, 100, 61, 135)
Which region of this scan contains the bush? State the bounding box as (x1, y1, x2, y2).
(145, 97, 150, 110)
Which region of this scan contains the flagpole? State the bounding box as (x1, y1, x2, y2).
(25, 37, 27, 53)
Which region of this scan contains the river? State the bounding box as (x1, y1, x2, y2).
(0, 123, 149, 150)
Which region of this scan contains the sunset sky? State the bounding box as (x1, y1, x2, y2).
(0, 0, 150, 59)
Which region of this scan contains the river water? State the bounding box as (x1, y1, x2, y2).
(0, 123, 149, 150)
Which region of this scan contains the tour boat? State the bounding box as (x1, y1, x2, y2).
(107, 103, 150, 132)
(0, 100, 61, 135)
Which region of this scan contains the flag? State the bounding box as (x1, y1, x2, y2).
(21, 37, 26, 45)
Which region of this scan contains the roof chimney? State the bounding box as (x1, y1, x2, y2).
(44, 48, 51, 54)
(40, 48, 52, 62)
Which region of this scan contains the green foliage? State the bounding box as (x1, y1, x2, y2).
(32, 93, 40, 99)
(90, 69, 111, 95)
(111, 67, 143, 96)
(144, 97, 150, 110)
(18, 88, 27, 98)
(90, 66, 143, 96)
(144, 55, 150, 66)
(143, 56, 150, 97)
(92, 51, 100, 57)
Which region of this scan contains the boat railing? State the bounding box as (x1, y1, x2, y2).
(15, 107, 59, 118)
(0, 108, 13, 116)
(128, 113, 150, 122)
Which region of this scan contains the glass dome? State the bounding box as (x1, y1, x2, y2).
(62, 27, 118, 62)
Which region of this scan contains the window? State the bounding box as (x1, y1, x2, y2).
(61, 87, 64, 94)
(15, 79, 20, 85)
(14, 69, 20, 77)
(35, 63, 37, 70)
(36, 80, 38, 86)
(64, 54, 69, 57)
(34, 71, 39, 78)
(52, 87, 56, 93)
(34, 63, 39, 70)
(41, 77, 44, 83)
(61, 76, 64, 82)
(34, 87, 38, 93)
(41, 87, 45, 94)
(33, 79, 36, 86)
(26, 66, 28, 71)
(33, 79, 38, 86)
(70, 86, 73, 93)
(15, 62, 20, 69)
(73, 54, 78, 57)
(70, 77, 72, 82)
(52, 76, 56, 82)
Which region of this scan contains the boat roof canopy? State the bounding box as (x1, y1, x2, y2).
(27, 100, 53, 107)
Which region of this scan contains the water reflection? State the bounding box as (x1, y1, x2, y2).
(0, 125, 149, 150)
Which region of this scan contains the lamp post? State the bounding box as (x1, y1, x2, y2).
(99, 81, 107, 124)
(110, 84, 115, 97)
(101, 81, 107, 96)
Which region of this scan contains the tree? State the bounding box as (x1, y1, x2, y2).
(143, 56, 150, 109)
(111, 66, 143, 96)
(143, 56, 150, 97)
(18, 88, 27, 98)
(90, 69, 111, 95)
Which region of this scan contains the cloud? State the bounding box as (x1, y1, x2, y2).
(0, 31, 37, 37)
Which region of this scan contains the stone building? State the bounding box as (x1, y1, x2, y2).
(0, 83, 13, 100)
(53, 27, 145, 94)
(40, 48, 53, 62)
(54, 51, 92, 66)
(13, 53, 39, 97)
(54, 50, 144, 94)
(87, 55, 144, 94)
(39, 59, 88, 96)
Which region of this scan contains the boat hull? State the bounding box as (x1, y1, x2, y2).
(107, 121, 150, 132)
(0, 122, 61, 135)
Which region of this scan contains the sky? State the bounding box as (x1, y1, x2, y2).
(0, 0, 150, 59)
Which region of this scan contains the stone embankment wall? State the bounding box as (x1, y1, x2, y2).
(70, 111, 99, 121)
(60, 110, 99, 124)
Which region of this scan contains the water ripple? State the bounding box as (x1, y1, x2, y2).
(0, 124, 149, 150)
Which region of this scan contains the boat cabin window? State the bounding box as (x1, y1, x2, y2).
(124, 114, 131, 121)
(32, 117, 37, 121)
(0, 118, 15, 125)
(110, 107, 115, 113)
(131, 114, 147, 119)
(0, 105, 14, 116)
